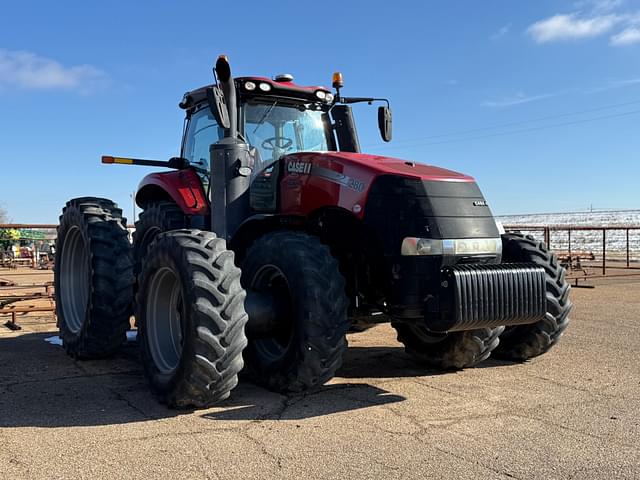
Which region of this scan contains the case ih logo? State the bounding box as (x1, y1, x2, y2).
(473, 200, 488, 207)
(287, 161, 312, 175)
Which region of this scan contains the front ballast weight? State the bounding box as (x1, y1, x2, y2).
(394, 234, 572, 370)
(433, 263, 547, 332)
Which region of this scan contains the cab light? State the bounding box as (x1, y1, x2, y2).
(325, 93, 334, 102)
(259, 82, 272, 92)
(244, 81, 256, 91)
(315, 90, 326, 100)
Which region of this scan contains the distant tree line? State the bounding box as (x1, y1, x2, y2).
(0, 206, 15, 250)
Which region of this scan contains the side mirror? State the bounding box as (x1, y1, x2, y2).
(206, 86, 230, 129)
(378, 106, 392, 142)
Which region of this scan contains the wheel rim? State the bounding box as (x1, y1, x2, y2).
(146, 267, 184, 374)
(250, 264, 294, 362)
(408, 324, 448, 344)
(59, 226, 90, 334)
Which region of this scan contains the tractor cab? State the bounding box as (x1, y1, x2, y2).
(178, 76, 337, 210)
(179, 76, 333, 163)
(178, 74, 391, 177)
(177, 73, 392, 215)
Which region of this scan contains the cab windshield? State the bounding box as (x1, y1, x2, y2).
(243, 101, 330, 165)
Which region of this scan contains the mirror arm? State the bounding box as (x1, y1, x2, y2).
(340, 97, 390, 108)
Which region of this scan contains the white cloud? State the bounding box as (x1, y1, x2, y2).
(582, 76, 640, 93)
(491, 23, 512, 40)
(0, 48, 107, 93)
(582, 0, 625, 14)
(482, 92, 557, 108)
(527, 13, 621, 43)
(528, 1, 640, 46)
(611, 77, 640, 86)
(485, 76, 640, 108)
(610, 26, 640, 44)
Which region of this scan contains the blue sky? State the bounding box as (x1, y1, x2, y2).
(0, 0, 639, 223)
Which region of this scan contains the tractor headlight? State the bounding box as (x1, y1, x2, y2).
(401, 238, 443, 256)
(401, 237, 502, 257)
(259, 82, 272, 92)
(244, 81, 256, 91)
(315, 90, 326, 100)
(325, 93, 334, 102)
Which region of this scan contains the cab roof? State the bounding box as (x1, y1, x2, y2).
(179, 76, 332, 110)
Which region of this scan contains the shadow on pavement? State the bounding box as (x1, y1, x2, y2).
(338, 345, 447, 379)
(339, 345, 519, 377)
(202, 382, 405, 421)
(0, 332, 408, 428)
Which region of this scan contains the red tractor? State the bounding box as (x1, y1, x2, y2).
(55, 56, 572, 407)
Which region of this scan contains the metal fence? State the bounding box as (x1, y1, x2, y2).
(504, 225, 640, 282)
(0, 223, 57, 269)
(0, 224, 57, 329)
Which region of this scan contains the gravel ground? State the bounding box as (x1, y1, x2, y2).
(0, 280, 638, 479)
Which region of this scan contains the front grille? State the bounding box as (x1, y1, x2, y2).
(431, 263, 547, 332)
(363, 175, 500, 256)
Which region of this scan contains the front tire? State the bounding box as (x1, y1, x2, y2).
(55, 197, 134, 358)
(493, 233, 572, 361)
(241, 231, 350, 393)
(392, 323, 504, 370)
(136, 230, 247, 407)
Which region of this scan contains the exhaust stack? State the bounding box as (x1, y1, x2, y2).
(214, 55, 237, 140)
(209, 55, 252, 241)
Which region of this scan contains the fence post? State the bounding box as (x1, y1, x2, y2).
(602, 229, 606, 276)
(545, 227, 550, 248)
(627, 229, 630, 268)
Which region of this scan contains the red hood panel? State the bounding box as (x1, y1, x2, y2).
(283, 151, 474, 182)
(279, 151, 476, 220)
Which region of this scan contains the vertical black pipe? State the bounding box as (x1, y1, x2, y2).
(210, 56, 251, 241)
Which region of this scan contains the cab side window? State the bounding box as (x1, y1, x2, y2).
(182, 107, 223, 171)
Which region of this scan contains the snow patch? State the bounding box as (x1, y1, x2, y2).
(44, 335, 63, 346)
(44, 331, 138, 347)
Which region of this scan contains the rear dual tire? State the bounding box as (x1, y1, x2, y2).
(132, 206, 351, 396)
(136, 230, 248, 407)
(133, 201, 188, 282)
(55, 198, 134, 358)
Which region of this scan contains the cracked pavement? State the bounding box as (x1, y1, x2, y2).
(1, 282, 639, 479)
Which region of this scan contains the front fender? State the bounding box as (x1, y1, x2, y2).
(136, 169, 210, 216)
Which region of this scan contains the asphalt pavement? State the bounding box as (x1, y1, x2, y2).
(1, 282, 638, 479)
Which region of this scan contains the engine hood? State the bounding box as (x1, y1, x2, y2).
(281, 151, 474, 183)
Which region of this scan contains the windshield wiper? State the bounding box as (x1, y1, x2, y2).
(252, 100, 278, 134)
